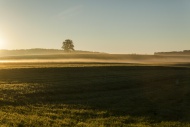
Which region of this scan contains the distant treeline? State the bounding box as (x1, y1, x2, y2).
(0, 48, 102, 56)
(154, 50, 190, 56)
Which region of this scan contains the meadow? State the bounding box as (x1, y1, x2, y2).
(0, 61, 190, 126)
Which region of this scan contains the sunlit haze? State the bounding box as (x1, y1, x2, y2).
(0, 34, 6, 48)
(0, 0, 190, 54)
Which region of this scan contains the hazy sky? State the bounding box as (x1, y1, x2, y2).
(0, 0, 190, 54)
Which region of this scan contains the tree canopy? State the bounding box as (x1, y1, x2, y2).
(62, 39, 75, 52)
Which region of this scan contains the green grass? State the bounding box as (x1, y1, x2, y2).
(0, 63, 190, 126)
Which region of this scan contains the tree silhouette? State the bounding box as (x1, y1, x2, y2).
(62, 39, 75, 52)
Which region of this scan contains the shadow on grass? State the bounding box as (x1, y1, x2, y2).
(0, 66, 190, 125)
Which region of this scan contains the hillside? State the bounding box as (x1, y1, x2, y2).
(1, 49, 190, 64)
(0, 49, 103, 56)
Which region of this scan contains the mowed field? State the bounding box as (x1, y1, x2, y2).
(0, 62, 190, 126)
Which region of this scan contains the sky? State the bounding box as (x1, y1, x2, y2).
(0, 0, 190, 54)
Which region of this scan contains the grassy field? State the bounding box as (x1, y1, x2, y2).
(0, 63, 190, 126)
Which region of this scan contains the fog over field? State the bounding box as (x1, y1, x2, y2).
(1, 53, 190, 126)
(1, 53, 190, 64)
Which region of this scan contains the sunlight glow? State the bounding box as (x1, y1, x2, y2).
(0, 37, 6, 49)
(0, 32, 6, 49)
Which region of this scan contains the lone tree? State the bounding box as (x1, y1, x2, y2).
(62, 39, 75, 52)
